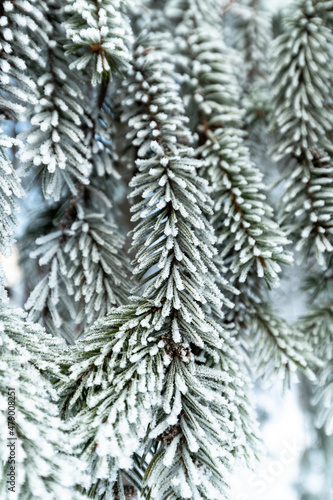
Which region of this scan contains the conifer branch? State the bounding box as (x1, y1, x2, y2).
(270, 0, 333, 265)
(188, 23, 292, 284)
(63, 0, 133, 85)
(59, 29, 259, 498)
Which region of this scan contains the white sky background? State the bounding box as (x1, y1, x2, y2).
(230, 390, 306, 500)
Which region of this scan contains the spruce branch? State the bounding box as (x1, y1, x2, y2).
(24, 185, 132, 341)
(59, 29, 259, 499)
(0, 40, 87, 493)
(299, 294, 333, 435)
(270, 0, 333, 265)
(0, 0, 47, 118)
(63, 0, 133, 85)
(0, 299, 89, 500)
(280, 148, 333, 265)
(225, 0, 273, 138)
(0, 134, 24, 264)
(168, 11, 318, 388)
(186, 23, 292, 284)
(57, 302, 165, 497)
(18, 2, 92, 201)
(17, 3, 133, 339)
(122, 30, 259, 498)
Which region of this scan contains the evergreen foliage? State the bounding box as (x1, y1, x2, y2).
(226, 0, 272, 126)
(0, 301, 89, 500)
(64, 0, 133, 85)
(18, 1, 92, 201)
(172, 14, 313, 387)
(188, 23, 291, 284)
(271, 0, 333, 264)
(0, 134, 24, 268)
(0, 0, 332, 498)
(57, 31, 259, 498)
(23, 193, 131, 341)
(0, 28, 86, 495)
(270, 0, 333, 441)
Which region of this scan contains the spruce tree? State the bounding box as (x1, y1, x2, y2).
(1, 0, 332, 499)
